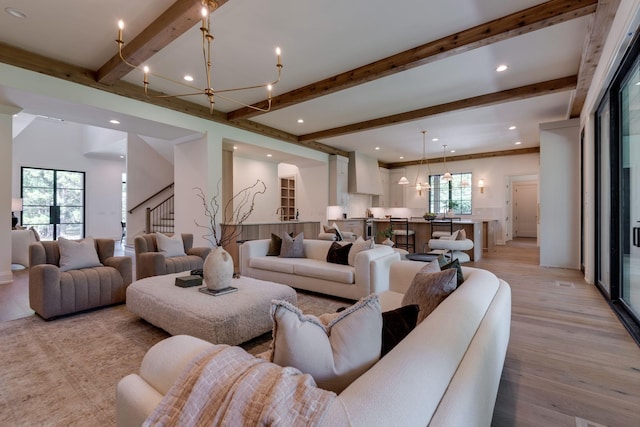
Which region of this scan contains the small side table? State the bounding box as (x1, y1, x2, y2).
(405, 253, 439, 263)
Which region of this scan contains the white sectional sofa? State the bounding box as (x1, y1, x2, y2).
(239, 238, 401, 300)
(116, 261, 511, 427)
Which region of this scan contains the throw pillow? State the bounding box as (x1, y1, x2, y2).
(348, 236, 375, 266)
(267, 232, 294, 255)
(279, 232, 305, 258)
(270, 294, 382, 393)
(381, 304, 419, 357)
(156, 233, 186, 257)
(456, 228, 467, 240)
(58, 237, 103, 272)
(326, 242, 352, 265)
(441, 257, 465, 286)
(402, 268, 457, 324)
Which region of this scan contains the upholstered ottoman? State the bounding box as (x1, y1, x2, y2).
(126, 272, 296, 345)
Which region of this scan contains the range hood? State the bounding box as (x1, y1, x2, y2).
(348, 151, 383, 195)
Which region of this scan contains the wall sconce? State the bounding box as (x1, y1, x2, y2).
(478, 179, 485, 194)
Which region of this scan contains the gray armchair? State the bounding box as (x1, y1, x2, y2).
(134, 233, 210, 280)
(29, 238, 132, 320)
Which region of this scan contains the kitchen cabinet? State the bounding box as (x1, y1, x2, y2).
(388, 169, 406, 207)
(372, 167, 389, 207)
(329, 155, 349, 206)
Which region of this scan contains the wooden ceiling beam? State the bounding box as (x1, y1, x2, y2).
(227, 0, 597, 121)
(384, 147, 540, 169)
(569, 0, 621, 117)
(96, 0, 224, 84)
(299, 76, 578, 142)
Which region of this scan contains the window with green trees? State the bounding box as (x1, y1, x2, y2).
(21, 167, 85, 240)
(428, 172, 473, 215)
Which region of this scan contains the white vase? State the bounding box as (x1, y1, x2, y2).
(203, 246, 234, 290)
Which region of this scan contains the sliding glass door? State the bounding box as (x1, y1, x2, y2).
(21, 167, 85, 240)
(620, 65, 640, 319)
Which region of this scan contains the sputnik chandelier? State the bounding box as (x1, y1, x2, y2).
(116, 0, 283, 114)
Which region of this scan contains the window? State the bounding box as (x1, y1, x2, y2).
(21, 167, 85, 240)
(428, 172, 472, 215)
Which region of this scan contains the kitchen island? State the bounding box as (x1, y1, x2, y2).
(371, 218, 497, 261)
(221, 221, 321, 268)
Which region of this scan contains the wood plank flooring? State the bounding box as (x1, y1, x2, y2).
(1, 239, 638, 426)
(468, 238, 640, 427)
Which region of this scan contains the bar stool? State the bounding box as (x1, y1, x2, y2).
(390, 218, 415, 252)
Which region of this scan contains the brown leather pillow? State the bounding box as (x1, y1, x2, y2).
(402, 268, 457, 323)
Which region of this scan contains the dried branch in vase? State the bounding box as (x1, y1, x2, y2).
(194, 179, 267, 248)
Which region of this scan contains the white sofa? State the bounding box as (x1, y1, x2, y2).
(116, 261, 511, 427)
(239, 238, 401, 300)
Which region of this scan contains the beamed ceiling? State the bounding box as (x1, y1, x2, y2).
(0, 0, 621, 166)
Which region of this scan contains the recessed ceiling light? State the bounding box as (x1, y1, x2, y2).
(399, 156, 404, 159)
(297, 119, 304, 124)
(120, 155, 125, 159)
(509, 126, 517, 130)
(432, 138, 439, 142)
(375, 147, 380, 150)
(110, 119, 120, 124)
(515, 141, 522, 145)
(267, 154, 273, 157)
(450, 150, 455, 153)
(233, 146, 238, 150)
(183, 75, 194, 82)
(5, 7, 27, 19)
(496, 64, 508, 72)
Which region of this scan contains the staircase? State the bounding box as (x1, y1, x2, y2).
(146, 195, 175, 234)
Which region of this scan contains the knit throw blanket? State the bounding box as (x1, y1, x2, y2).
(144, 345, 336, 427)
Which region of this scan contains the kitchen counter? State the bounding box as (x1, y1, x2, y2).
(371, 218, 498, 261)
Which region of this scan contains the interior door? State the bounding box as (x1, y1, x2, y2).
(513, 182, 538, 238)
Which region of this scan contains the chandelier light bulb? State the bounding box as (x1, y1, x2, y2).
(201, 7, 208, 18)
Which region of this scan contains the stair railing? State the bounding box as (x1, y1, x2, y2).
(146, 195, 175, 234)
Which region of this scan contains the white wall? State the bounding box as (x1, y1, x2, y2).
(539, 119, 580, 268)
(174, 133, 221, 248)
(12, 117, 125, 240)
(125, 133, 174, 242)
(235, 156, 279, 223)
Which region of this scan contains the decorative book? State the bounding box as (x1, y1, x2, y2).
(199, 286, 238, 297)
(175, 275, 203, 288)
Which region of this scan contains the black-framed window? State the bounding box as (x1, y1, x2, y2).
(21, 167, 85, 241)
(428, 172, 472, 215)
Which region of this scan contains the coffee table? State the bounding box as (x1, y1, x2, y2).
(126, 272, 297, 345)
(405, 253, 439, 262)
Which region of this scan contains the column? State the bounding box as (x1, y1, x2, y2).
(0, 105, 22, 284)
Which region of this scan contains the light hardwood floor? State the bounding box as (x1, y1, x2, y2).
(1, 239, 638, 426)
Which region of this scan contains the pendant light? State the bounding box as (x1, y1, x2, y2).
(441, 144, 453, 183)
(415, 131, 430, 196)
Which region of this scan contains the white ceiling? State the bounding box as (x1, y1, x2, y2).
(0, 0, 593, 164)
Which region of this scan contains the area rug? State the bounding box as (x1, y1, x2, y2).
(0, 291, 346, 426)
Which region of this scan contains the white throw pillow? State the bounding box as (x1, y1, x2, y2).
(270, 294, 382, 393)
(348, 236, 375, 266)
(156, 233, 186, 257)
(58, 237, 103, 272)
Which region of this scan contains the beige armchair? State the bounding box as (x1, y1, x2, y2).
(29, 238, 132, 320)
(134, 233, 211, 280)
